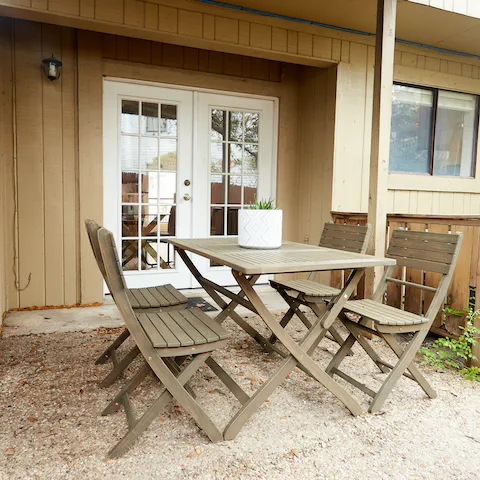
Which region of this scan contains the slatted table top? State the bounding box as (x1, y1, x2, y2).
(170, 237, 396, 275)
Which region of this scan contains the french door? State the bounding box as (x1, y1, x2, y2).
(103, 79, 277, 289)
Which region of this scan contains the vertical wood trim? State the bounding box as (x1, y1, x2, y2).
(366, 0, 397, 296)
(61, 27, 79, 305)
(15, 20, 46, 307)
(42, 23, 65, 305)
(77, 30, 103, 303)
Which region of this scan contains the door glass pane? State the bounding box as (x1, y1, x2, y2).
(141, 102, 158, 135)
(121, 136, 139, 170)
(122, 172, 139, 203)
(211, 109, 226, 141)
(433, 91, 477, 177)
(209, 108, 262, 250)
(120, 99, 178, 272)
(161, 105, 177, 136)
(228, 111, 243, 141)
(160, 139, 177, 171)
(122, 240, 138, 271)
(389, 85, 433, 173)
(121, 100, 139, 134)
(141, 137, 159, 170)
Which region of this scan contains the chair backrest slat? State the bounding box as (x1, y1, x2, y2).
(379, 229, 463, 322)
(387, 229, 460, 274)
(319, 222, 372, 254)
(85, 219, 128, 292)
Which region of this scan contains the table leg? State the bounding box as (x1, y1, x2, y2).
(224, 270, 365, 440)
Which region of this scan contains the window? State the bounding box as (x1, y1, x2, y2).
(390, 84, 479, 177)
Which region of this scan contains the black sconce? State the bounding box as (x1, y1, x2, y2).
(42, 55, 62, 81)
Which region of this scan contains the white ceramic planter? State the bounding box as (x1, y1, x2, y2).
(238, 209, 283, 249)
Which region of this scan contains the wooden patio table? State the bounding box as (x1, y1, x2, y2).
(169, 237, 396, 439)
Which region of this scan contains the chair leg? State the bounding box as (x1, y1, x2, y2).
(99, 345, 140, 388)
(96, 329, 130, 365)
(108, 352, 222, 458)
(325, 333, 357, 375)
(381, 331, 437, 399)
(268, 308, 295, 345)
(369, 330, 426, 413)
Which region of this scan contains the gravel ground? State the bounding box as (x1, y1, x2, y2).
(1, 313, 479, 480)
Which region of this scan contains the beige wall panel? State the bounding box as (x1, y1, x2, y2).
(158, 5, 178, 33)
(144, 2, 158, 30)
(271, 27, 287, 52)
(214, 16, 238, 44)
(95, 0, 124, 24)
(178, 9, 203, 38)
(298, 33, 313, 57)
(287, 30, 297, 54)
(238, 20, 250, 45)
(250, 23, 271, 50)
(42, 23, 65, 305)
(15, 20, 46, 307)
(61, 27, 79, 305)
(203, 13, 215, 40)
(32, 0, 47, 9)
(80, 0, 94, 18)
(313, 36, 332, 60)
(78, 30, 103, 303)
(49, 0, 79, 16)
(332, 44, 368, 212)
(124, 0, 145, 28)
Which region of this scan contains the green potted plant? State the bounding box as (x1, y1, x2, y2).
(238, 197, 282, 249)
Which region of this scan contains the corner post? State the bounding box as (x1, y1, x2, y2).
(365, 0, 397, 297)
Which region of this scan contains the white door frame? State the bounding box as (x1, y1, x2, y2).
(103, 77, 279, 289)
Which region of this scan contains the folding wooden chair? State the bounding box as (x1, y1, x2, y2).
(270, 222, 372, 346)
(326, 229, 462, 413)
(98, 227, 246, 457)
(85, 219, 188, 387)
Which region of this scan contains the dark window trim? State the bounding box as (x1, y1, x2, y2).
(391, 82, 480, 178)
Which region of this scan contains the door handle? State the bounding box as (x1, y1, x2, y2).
(183, 194, 191, 201)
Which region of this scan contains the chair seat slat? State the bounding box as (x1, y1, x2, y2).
(146, 287, 171, 307)
(160, 312, 195, 347)
(138, 314, 167, 347)
(170, 310, 208, 345)
(164, 284, 189, 304)
(157, 285, 182, 305)
(139, 288, 161, 308)
(149, 313, 181, 347)
(182, 309, 220, 343)
(189, 308, 229, 340)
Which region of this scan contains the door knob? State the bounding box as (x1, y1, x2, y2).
(184, 179, 191, 186)
(183, 194, 191, 201)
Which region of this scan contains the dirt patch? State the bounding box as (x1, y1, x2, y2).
(1, 314, 479, 479)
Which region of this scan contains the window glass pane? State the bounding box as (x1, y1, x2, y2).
(228, 111, 243, 141)
(243, 176, 258, 205)
(227, 207, 239, 235)
(211, 207, 224, 235)
(141, 102, 158, 136)
(122, 240, 138, 271)
(121, 100, 139, 134)
(122, 205, 138, 237)
(159, 139, 177, 171)
(229, 143, 242, 174)
(389, 85, 433, 174)
(211, 109, 226, 141)
(159, 241, 175, 269)
(244, 145, 258, 174)
(141, 205, 158, 237)
(121, 136, 139, 170)
(228, 176, 242, 204)
(433, 91, 477, 177)
(161, 105, 177, 136)
(211, 142, 226, 173)
(122, 172, 139, 203)
(141, 172, 158, 204)
(140, 137, 159, 170)
(244, 112, 259, 143)
(140, 239, 158, 271)
(159, 172, 177, 204)
(159, 205, 176, 237)
(211, 175, 225, 204)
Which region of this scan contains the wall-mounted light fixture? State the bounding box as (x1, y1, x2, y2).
(42, 55, 62, 81)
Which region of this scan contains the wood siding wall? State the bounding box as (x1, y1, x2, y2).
(0, 19, 79, 309)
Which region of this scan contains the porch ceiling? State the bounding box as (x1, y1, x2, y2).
(213, 0, 480, 57)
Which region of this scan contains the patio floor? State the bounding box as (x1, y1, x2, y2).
(1, 307, 479, 479)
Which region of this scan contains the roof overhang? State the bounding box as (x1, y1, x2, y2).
(203, 0, 480, 58)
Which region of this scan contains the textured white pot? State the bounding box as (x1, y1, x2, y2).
(238, 209, 283, 249)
